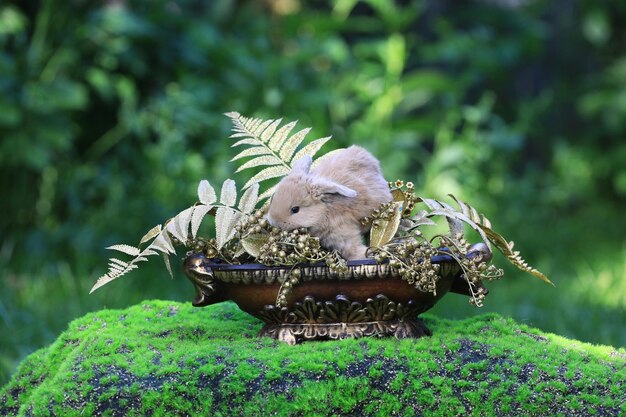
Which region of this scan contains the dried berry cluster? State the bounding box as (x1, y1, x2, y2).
(440, 234, 503, 306)
(371, 239, 441, 294)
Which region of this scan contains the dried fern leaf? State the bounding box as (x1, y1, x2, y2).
(139, 224, 162, 245)
(231, 138, 261, 147)
(90, 272, 119, 294)
(269, 120, 297, 151)
(481, 226, 553, 285)
(231, 147, 272, 161)
(261, 118, 283, 142)
(243, 165, 290, 190)
(370, 201, 403, 248)
(226, 113, 332, 199)
(238, 183, 259, 214)
(109, 258, 129, 268)
(254, 119, 276, 141)
(106, 244, 141, 257)
(278, 127, 311, 161)
(220, 179, 237, 206)
(150, 231, 175, 254)
(191, 204, 212, 238)
(291, 136, 332, 163)
(174, 206, 195, 242)
(165, 219, 186, 243)
(447, 194, 553, 286)
(91, 260, 140, 293)
(140, 248, 159, 257)
(235, 155, 283, 173)
(215, 206, 237, 249)
(198, 180, 217, 205)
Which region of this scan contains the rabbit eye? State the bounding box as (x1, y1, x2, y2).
(290, 206, 300, 214)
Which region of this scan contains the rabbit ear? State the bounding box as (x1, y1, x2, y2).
(291, 155, 313, 175)
(313, 177, 357, 200)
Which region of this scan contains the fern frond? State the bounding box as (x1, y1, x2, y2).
(242, 165, 290, 190)
(238, 183, 259, 214)
(139, 224, 162, 245)
(292, 137, 332, 163)
(269, 121, 297, 150)
(278, 127, 311, 161)
(215, 206, 238, 249)
(191, 204, 212, 238)
(106, 244, 141, 257)
(92, 179, 238, 292)
(419, 194, 553, 286)
(220, 179, 237, 206)
(417, 197, 488, 244)
(235, 155, 282, 173)
(197, 180, 217, 205)
(225, 112, 332, 198)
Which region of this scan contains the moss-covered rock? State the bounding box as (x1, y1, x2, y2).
(1, 300, 625, 416)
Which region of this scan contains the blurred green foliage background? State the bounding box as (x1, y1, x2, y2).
(2, 0, 626, 386)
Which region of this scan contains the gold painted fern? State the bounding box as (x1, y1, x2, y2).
(90, 179, 259, 293)
(417, 195, 553, 286)
(225, 112, 331, 201)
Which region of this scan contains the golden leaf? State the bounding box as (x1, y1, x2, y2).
(241, 233, 269, 257)
(369, 201, 403, 248)
(391, 188, 405, 203)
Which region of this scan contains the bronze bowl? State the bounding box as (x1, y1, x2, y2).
(183, 243, 491, 344)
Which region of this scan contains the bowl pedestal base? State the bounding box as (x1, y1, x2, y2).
(254, 294, 433, 345)
(259, 318, 431, 345)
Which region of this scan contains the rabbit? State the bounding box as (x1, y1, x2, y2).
(266, 145, 392, 260)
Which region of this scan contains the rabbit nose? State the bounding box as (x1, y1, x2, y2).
(265, 213, 276, 226)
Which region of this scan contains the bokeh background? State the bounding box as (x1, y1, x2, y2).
(2, 0, 626, 385)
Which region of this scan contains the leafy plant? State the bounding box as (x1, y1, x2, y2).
(91, 113, 331, 292)
(92, 113, 550, 309)
(90, 180, 259, 293)
(225, 112, 331, 201)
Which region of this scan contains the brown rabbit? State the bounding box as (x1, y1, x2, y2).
(266, 145, 392, 259)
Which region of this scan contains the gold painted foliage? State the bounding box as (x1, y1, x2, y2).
(420, 195, 553, 286)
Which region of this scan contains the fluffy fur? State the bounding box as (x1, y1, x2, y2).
(266, 145, 392, 260)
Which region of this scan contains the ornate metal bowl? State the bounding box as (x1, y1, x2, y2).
(183, 243, 491, 344)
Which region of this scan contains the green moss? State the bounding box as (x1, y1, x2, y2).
(1, 301, 625, 416)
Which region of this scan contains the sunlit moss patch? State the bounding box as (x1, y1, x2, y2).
(2, 301, 625, 416)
